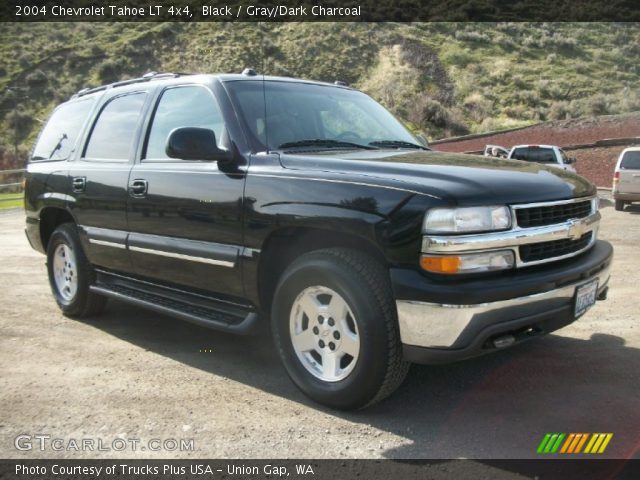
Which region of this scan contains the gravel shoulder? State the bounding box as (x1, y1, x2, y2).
(0, 198, 638, 459)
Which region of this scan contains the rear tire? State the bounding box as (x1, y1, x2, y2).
(46, 223, 106, 318)
(271, 248, 409, 410)
(615, 200, 625, 211)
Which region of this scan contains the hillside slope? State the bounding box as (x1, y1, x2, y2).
(1, 22, 639, 164)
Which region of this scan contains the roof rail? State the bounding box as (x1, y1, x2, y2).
(72, 71, 195, 98)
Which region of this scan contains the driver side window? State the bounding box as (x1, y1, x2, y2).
(144, 85, 225, 161)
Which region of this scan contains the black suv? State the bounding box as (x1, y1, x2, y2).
(25, 71, 613, 409)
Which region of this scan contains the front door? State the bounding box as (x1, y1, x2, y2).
(126, 84, 246, 298)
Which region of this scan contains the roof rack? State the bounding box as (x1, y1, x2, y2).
(72, 71, 195, 98)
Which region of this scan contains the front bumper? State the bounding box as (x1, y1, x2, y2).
(392, 240, 613, 364)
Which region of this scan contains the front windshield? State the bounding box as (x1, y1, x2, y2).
(226, 80, 418, 151)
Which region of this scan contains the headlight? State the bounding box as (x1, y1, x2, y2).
(420, 250, 515, 274)
(423, 206, 511, 234)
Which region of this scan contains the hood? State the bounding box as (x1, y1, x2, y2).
(278, 149, 596, 205)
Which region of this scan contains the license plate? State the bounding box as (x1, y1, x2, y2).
(574, 279, 599, 318)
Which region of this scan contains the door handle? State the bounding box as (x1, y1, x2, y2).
(129, 179, 148, 197)
(71, 176, 86, 193)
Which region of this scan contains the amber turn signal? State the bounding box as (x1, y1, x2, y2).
(420, 255, 461, 274)
(421, 250, 515, 274)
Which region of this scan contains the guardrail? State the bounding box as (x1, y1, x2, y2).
(0, 168, 25, 207)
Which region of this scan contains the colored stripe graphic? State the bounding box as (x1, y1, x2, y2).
(567, 433, 583, 453)
(598, 433, 613, 453)
(551, 433, 565, 453)
(560, 433, 575, 453)
(537, 433, 552, 453)
(574, 433, 589, 453)
(545, 434, 559, 453)
(584, 434, 599, 453)
(585, 433, 614, 453)
(537, 433, 565, 453)
(538, 433, 613, 454)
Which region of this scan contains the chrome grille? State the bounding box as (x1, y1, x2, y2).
(519, 232, 593, 263)
(422, 196, 600, 270)
(516, 199, 592, 228)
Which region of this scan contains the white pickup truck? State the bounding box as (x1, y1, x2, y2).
(485, 144, 577, 173)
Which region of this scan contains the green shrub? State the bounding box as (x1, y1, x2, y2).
(440, 45, 474, 67)
(548, 101, 570, 120)
(463, 92, 493, 123)
(583, 94, 611, 116)
(96, 59, 125, 83)
(24, 70, 49, 88)
(89, 45, 103, 56)
(454, 31, 490, 43)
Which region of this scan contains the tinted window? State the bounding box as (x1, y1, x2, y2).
(84, 92, 146, 160)
(511, 147, 556, 164)
(620, 151, 640, 170)
(227, 80, 416, 151)
(32, 98, 95, 161)
(144, 86, 224, 160)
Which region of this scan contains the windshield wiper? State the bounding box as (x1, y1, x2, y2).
(368, 140, 429, 150)
(277, 139, 378, 151)
(48, 133, 68, 159)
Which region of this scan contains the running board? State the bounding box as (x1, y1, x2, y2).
(90, 272, 261, 335)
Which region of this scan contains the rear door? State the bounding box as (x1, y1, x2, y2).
(126, 82, 246, 298)
(70, 89, 152, 273)
(619, 150, 640, 194)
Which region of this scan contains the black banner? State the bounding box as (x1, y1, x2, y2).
(2, 460, 640, 480)
(2, 0, 640, 22)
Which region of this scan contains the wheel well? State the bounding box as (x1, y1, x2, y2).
(257, 227, 387, 312)
(40, 208, 75, 250)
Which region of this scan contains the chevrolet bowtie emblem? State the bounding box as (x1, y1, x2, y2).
(567, 219, 586, 241)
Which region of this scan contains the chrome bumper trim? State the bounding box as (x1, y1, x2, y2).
(510, 195, 597, 211)
(422, 211, 600, 267)
(89, 238, 126, 249)
(128, 246, 235, 267)
(423, 211, 600, 253)
(396, 262, 610, 349)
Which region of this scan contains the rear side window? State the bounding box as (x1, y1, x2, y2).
(511, 147, 556, 164)
(620, 151, 640, 170)
(31, 98, 95, 161)
(144, 85, 225, 160)
(84, 92, 146, 161)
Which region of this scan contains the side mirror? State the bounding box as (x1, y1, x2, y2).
(415, 134, 429, 148)
(565, 157, 576, 164)
(166, 127, 232, 162)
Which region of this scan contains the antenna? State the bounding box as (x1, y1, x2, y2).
(260, 21, 265, 75)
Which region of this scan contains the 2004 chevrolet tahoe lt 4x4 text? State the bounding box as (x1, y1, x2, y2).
(24, 71, 613, 409)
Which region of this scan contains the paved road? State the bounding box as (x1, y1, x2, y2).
(1, 198, 638, 460)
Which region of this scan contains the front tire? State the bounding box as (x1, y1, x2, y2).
(271, 248, 409, 410)
(615, 199, 625, 211)
(46, 223, 106, 317)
